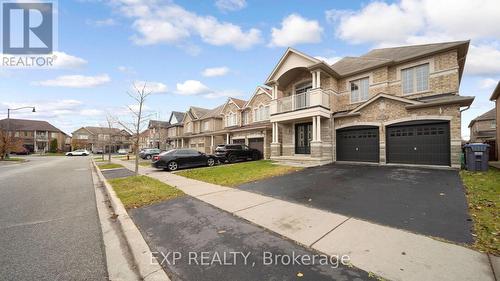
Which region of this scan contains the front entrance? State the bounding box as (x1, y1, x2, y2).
(295, 123, 312, 154)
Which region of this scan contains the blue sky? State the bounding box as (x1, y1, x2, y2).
(1, 0, 499, 139)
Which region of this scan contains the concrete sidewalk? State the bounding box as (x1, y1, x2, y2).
(114, 160, 496, 281)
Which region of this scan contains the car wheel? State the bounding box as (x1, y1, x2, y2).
(167, 161, 178, 171)
(227, 154, 237, 163)
(207, 158, 215, 167)
(83, 153, 88, 156)
(252, 152, 259, 161)
(146, 155, 152, 160)
(67, 153, 73, 156)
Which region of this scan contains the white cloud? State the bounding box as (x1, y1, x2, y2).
(79, 109, 104, 116)
(35, 74, 111, 88)
(270, 14, 323, 47)
(52, 51, 87, 69)
(86, 18, 117, 27)
(132, 81, 168, 94)
(203, 90, 242, 99)
(326, 0, 500, 76)
(112, 1, 261, 50)
(176, 80, 211, 95)
(314, 56, 342, 65)
(466, 44, 500, 75)
(117, 66, 135, 74)
(202, 66, 230, 77)
(215, 0, 246, 12)
(479, 78, 499, 89)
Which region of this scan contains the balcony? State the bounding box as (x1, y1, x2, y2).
(270, 88, 331, 122)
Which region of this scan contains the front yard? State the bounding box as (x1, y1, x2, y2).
(460, 167, 500, 255)
(98, 163, 124, 170)
(108, 176, 184, 209)
(176, 160, 301, 187)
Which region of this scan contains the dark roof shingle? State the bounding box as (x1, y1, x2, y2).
(0, 118, 65, 134)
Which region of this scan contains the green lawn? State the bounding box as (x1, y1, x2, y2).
(460, 167, 500, 255)
(98, 163, 124, 170)
(176, 160, 302, 187)
(139, 161, 152, 167)
(1, 157, 25, 162)
(108, 176, 184, 209)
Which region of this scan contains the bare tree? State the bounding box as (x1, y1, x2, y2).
(105, 114, 117, 163)
(0, 129, 23, 160)
(117, 82, 153, 175)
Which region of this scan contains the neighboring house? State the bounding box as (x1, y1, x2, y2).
(219, 87, 273, 158)
(166, 111, 185, 149)
(489, 81, 500, 161)
(146, 120, 170, 149)
(0, 118, 70, 152)
(71, 126, 132, 153)
(468, 109, 496, 142)
(182, 105, 225, 153)
(265, 41, 474, 168)
(138, 129, 150, 149)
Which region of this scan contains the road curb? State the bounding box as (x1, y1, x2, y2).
(92, 160, 170, 281)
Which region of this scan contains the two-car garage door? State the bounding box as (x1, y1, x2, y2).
(336, 121, 451, 166)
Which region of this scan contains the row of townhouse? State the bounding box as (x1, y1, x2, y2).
(0, 118, 71, 152)
(159, 40, 475, 168)
(71, 126, 132, 153)
(163, 87, 273, 158)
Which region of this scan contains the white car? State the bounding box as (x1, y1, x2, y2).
(65, 149, 90, 156)
(117, 149, 128, 155)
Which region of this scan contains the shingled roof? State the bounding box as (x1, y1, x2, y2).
(331, 40, 470, 78)
(148, 120, 170, 129)
(200, 104, 225, 119)
(0, 118, 65, 134)
(468, 108, 496, 128)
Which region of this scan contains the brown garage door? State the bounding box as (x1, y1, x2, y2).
(248, 138, 264, 154)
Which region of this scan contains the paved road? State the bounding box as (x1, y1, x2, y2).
(0, 156, 107, 281)
(130, 197, 373, 281)
(239, 163, 473, 244)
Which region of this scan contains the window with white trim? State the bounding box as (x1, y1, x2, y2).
(402, 63, 429, 94)
(242, 111, 249, 125)
(350, 77, 369, 103)
(203, 121, 209, 131)
(186, 122, 192, 132)
(226, 112, 237, 127)
(254, 105, 270, 122)
(491, 120, 497, 129)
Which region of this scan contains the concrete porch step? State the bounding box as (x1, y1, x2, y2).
(271, 156, 332, 167)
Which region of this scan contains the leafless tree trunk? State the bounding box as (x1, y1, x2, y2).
(105, 114, 115, 163)
(117, 82, 152, 175)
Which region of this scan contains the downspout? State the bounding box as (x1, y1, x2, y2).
(331, 114, 335, 163)
(460, 105, 470, 113)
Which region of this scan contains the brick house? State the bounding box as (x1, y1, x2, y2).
(218, 87, 273, 158)
(265, 41, 474, 168)
(166, 111, 185, 149)
(0, 118, 70, 152)
(182, 105, 225, 153)
(71, 126, 132, 153)
(489, 81, 500, 160)
(146, 120, 170, 149)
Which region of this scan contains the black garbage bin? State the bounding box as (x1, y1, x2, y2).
(463, 143, 490, 171)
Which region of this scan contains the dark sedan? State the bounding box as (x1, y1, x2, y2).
(139, 148, 161, 159)
(152, 149, 217, 171)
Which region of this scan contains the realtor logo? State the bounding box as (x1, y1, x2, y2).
(2, 2, 53, 54)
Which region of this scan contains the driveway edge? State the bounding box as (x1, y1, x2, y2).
(91, 160, 170, 281)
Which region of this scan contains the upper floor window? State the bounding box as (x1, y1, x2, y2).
(51, 132, 58, 138)
(254, 105, 270, 122)
(350, 77, 369, 103)
(77, 134, 88, 140)
(186, 122, 192, 132)
(242, 111, 249, 125)
(295, 81, 312, 95)
(491, 120, 497, 129)
(226, 112, 237, 127)
(402, 63, 429, 94)
(203, 121, 210, 131)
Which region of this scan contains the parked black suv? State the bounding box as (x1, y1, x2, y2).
(215, 144, 261, 163)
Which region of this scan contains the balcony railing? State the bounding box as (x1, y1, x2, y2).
(271, 88, 330, 115)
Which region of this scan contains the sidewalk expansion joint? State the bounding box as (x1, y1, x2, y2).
(233, 199, 276, 213)
(309, 217, 352, 248)
(193, 189, 231, 197)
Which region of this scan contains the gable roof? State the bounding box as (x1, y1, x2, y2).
(490, 81, 500, 101)
(348, 93, 422, 114)
(148, 120, 170, 129)
(0, 118, 66, 134)
(265, 47, 320, 84)
(244, 86, 272, 108)
(468, 108, 496, 127)
(79, 126, 123, 135)
(190, 106, 210, 119)
(169, 111, 185, 124)
(331, 40, 470, 79)
(200, 104, 225, 120)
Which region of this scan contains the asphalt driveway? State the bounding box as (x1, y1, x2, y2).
(130, 197, 373, 281)
(239, 163, 474, 244)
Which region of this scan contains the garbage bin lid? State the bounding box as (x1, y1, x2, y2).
(464, 143, 490, 151)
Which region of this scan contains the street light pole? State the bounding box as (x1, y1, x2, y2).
(5, 106, 36, 158)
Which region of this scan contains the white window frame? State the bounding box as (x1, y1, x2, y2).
(491, 120, 497, 129)
(242, 111, 249, 125)
(186, 122, 193, 133)
(203, 121, 210, 131)
(350, 77, 369, 103)
(254, 104, 270, 122)
(401, 63, 429, 95)
(226, 112, 237, 127)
